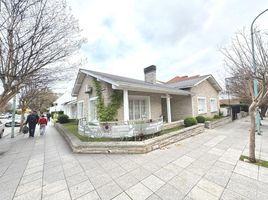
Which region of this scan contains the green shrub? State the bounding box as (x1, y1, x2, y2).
(205, 117, 213, 121)
(213, 115, 221, 119)
(58, 111, 64, 115)
(184, 117, 197, 127)
(58, 114, 69, 124)
(195, 116, 206, 123)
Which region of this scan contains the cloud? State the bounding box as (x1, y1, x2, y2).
(65, 0, 268, 90)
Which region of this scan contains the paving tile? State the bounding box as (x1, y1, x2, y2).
(155, 183, 184, 200)
(197, 178, 224, 198)
(187, 186, 218, 200)
(221, 189, 249, 200)
(66, 172, 88, 187)
(168, 170, 201, 195)
(13, 188, 41, 200)
(43, 189, 71, 200)
(258, 166, 268, 183)
(42, 180, 68, 198)
(173, 155, 195, 168)
(141, 175, 165, 192)
(23, 165, 43, 176)
(226, 179, 257, 199)
(115, 173, 140, 190)
(64, 166, 84, 177)
(204, 166, 232, 187)
(129, 167, 151, 181)
(89, 173, 113, 188)
(154, 167, 177, 182)
(69, 179, 94, 199)
(208, 147, 225, 156)
(96, 181, 123, 200)
(15, 178, 42, 196)
(126, 183, 153, 200)
(76, 190, 100, 200)
(43, 171, 65, 185)
(106, 166, 127, 179)
(20, 171, 43, 184)
(146, 194, 162, 200)
(112, 192, 132, 200)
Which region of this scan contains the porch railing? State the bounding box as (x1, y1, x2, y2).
(78, 117, 163, 138)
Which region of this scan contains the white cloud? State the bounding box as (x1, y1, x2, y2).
(65, 0, 268, 87)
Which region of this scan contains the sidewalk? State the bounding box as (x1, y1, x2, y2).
(0, 118, 267, 200)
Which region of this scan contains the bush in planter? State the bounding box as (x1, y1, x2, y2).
(213, 115, 221, 119)
(184, 117, 197, 127)
(58, 114, 69, 124)
(205, 117, 213, 121)
(195, 116, 206, 123)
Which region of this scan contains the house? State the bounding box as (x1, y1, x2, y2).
(166, 74, 222, 117)
(71, 66, 221, 123)
(49, 91, 77, 119)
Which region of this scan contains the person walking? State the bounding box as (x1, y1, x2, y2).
(25, 111, 39, 137)
(38, 114, 48, 135)
(46, 112, 51, 122)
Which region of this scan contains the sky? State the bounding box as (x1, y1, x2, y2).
(63, 0, 268, 91)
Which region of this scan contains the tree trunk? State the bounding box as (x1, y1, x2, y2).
(19, 108, 26, 133)
(248, 103, 257, 163)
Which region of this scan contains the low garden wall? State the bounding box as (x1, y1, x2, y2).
(204, 117, 232, 129)
(163, 120, 184, 130)
(55, 123, 204, 154)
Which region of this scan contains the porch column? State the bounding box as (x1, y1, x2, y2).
(123, 89, 129, 121)
(166, 94, 171, 123)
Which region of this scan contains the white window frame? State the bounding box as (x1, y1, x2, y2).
(77, 100, 84, 119)
(197, 97, 207, 114)
(128, 95, 151, 120)
(89, 96, 98, 122)
(210, 98, 218, 113)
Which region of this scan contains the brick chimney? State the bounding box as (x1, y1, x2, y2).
(144, 65, 156, 84)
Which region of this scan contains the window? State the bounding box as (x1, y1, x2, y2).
(210, 98, 217, 112)
(129, 96, 150, 120)
(197, 97, 207, 114)
(89, 97, 97, 121)
(77, 101, 84, 118)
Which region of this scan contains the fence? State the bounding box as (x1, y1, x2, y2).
(78, 118, 163, 138)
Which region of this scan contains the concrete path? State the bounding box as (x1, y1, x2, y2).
(0, 118, 267, 200)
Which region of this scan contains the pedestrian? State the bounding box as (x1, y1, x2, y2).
(25, 111, 39, 137)
(46, 112, 51, 122)
(38, 114, 48, 135)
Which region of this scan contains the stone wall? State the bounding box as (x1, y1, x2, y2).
(55, 123, 204, 154)
(204, 117, 232, 129)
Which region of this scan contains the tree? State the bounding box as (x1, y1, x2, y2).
(18, 87, 58, 132)
(222, 30, 268, 162)
(0, 0, 84, 108)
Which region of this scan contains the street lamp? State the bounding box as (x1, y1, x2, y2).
(11, 94, 16, 138)
(250, 8, 268, 135)
(11, 80, 19, 138)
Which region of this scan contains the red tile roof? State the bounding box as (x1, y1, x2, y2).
(166, 75, 200, 83)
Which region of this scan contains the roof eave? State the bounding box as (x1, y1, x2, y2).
(114, 84, 191, 96)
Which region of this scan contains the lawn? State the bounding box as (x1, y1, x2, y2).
(240, 155, 268, 168)
(62, 121, 184, 142)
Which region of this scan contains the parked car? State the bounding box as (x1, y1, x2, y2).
(0, 120, 5, 138)
(5, 115, 22, 127)
(0, 113, 11, 119)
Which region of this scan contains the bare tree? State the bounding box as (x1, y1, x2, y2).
(222, 30, 268, 162)
(0, 0, 84, 108)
